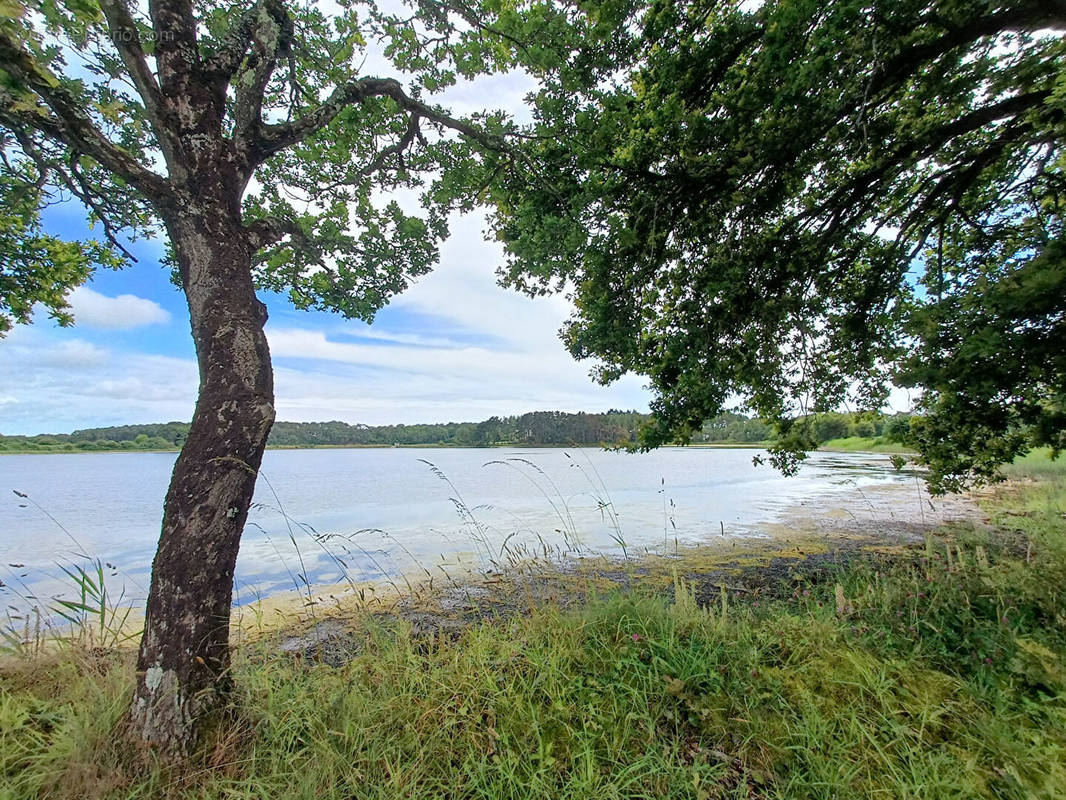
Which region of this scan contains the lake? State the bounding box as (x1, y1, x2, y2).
(0, 447, 912, 607)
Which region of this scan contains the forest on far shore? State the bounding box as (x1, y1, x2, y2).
(0, 410, 908, 452)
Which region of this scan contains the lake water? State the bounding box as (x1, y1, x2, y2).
(0, 447, 911, 607)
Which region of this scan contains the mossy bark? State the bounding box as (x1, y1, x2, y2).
(129, 180, 275, 755)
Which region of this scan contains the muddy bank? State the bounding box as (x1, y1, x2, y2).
(269, 478, 986, 665)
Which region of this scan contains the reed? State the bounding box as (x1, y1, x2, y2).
(2, 475, 1064, 799)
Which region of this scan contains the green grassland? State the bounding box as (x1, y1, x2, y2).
(817, 435, 915, 454)
(2, 459, 1064, 799)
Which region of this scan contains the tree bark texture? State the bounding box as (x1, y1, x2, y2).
(129, 183, 275, 755)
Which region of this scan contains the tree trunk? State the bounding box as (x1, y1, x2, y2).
(129, 204, 275, 756)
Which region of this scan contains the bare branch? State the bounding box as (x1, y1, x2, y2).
(8, 126, 137, 260)
(66, 151, 139, 261)
(252, 76, 506, 166)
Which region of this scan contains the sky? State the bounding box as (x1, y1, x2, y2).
(0, 67, 653, 437)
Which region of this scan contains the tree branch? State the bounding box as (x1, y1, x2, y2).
(0, 29, 171, 201)
(204, 3, 262, 78)
(232, 0, 294, 145)
(148, 0, 199, 92)
(802, 89, 1052, 236)
(8, 126, 137, 260)
(251, 76, 506, 166)
(420, 0, 534, 55)
(243, 215, 308, 251)
(869, 5, 1065, 104)
(66, 150, 139, 261)
(358, 112, 421, 180)
(97, 0, 165, 125)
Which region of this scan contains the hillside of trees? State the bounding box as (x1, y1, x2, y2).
(0, 410, 914, 454)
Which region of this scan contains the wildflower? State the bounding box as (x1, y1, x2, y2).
(1001, 616, 1009, 625)
(631, 633, 641, 642)
(984, 657, 993, 665)
(803, 589, 810, 597)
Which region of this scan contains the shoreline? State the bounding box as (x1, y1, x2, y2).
(252, 475, 985, 651)
(5, 473, 1061, 799)
(3, 469, 982, 653)
(0, 441, 774, 456)
(3, 455, 978, 646)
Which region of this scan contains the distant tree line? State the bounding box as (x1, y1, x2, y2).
(0, 410, 911, 453)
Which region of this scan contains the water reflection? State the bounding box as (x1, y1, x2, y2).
(1, 447, 910, 612)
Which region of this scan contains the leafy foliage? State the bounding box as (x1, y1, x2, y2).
(0, 0, 518, 327)
(0, 156, 122, 332)
(489, 0, 1066, 490)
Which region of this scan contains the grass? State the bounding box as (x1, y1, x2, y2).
(1001, 447, 1066, 481)
(2, 471, 1065, 798)
(818, 436, 914, 454)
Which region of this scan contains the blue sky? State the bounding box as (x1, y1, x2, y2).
(0, 203, 653, 435)
(0, 69, 653, 435)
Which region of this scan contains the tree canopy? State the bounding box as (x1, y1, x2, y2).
(0, 0, 514, 331)
(490, 0, 1066, 491)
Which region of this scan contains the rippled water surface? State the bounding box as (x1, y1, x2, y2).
(0, 447, 909, 604)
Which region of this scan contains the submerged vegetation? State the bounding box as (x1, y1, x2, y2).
(2, 459, 1064, 798)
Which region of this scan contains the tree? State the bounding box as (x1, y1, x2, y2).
(1, 0, 517, 754)
(490, 0, 1065, 490)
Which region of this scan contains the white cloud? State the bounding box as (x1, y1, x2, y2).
(335, 328, 483, 349)
(264, 208, 652, 425)
(35, 338, 110, 369)
(68, 286, 171, 330)
(269, 361, 649, 426)
(438, 71, 537, 123)
(0, 327, 197, 434)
